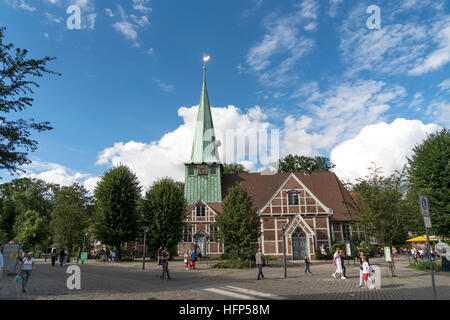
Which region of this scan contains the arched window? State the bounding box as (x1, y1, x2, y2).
(196, 205, 206, 217)
(288, 190, 299, 205)
(183, 225, 192, 242)
(292, 227, 306, 238)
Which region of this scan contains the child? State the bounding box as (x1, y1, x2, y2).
(304, 255, 312, 275)
(184, 251, 189, 270)
(362, 257, 370, 287)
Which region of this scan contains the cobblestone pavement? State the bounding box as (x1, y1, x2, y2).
(0, 256, 448, 300)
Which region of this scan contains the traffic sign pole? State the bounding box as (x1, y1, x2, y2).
(418, 194, 437, 300)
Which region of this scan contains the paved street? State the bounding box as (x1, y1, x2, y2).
(0, 256, 449, 300)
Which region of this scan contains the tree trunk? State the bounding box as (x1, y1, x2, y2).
(387, 261, 395, 277)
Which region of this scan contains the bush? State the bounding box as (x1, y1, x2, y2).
(408, 260, 441, 272)
(355, 241, 376, 258)
(212, 259, 256, 269)
(330, 242, 345, 255)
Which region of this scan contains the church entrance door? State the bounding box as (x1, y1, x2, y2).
(291, 227, 307, 260)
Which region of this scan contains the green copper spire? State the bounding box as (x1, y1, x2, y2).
(189, 67, 221, 163)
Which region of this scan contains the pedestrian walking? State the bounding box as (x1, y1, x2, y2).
(18, 252, 35, 293)
(157, 246, 163, 266)
(160, 247, 170, 280)
(196, 246, 202, 262)
(184, 251, 189, 270)
(321, 245, 327, 260)
(77, 247, 82, 263)
(59, 248, 66, 266)
(357, 251, 370, 287)
(339, 249, 346, 278)
(112, 246, 119, 263)
(255, 248, 265, 280)
(51, 248, 57, 267)
(361, 257, 370, 288)
(332, 247, 346, 279)
(304, 255, 312, 275)
(190, 249, 197, 270)
(105, 247, 110, 262)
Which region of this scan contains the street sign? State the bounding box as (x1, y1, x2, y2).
(81, 252, 87, 261)
(424, 216, 432, 228)
(418, 194, 430, 217)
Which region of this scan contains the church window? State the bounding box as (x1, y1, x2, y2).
(210, 166, 217, 175)
(188, 167, 195, 176)
(288, 190, 299, 205)
(342, 223, 351, 241)
(210, 224, 218, 242)
(183, 225, 192, 242)
(196, 205, 206, 217)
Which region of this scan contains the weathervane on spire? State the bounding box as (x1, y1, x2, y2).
(203, 54, 210, 70)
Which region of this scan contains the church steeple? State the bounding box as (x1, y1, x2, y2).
(189, 66, 221, 164)
(184, 64, 222, 204)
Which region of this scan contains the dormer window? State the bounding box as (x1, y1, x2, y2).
(210, 166, 217, 175)
(196, 205, 206, 217)
(188, 166, 195, 176)
(288, 190, 299, 205)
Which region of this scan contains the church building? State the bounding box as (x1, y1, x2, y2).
(178, 67, 362, 259)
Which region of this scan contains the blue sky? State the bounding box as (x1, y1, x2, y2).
(0, 0, 449, 190)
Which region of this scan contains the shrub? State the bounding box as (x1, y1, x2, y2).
(408, 260, 441, 272)
(355, 241, 376, 257)
(330, 242, 345, 254)
(212, 259, 255, 269)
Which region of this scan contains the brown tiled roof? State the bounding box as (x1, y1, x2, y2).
(219, 172, 355, 222)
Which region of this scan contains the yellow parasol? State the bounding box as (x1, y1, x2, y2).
(406, 235, 443, 242)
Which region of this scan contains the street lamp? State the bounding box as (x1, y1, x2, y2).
(282, 227, 287, 278)
(142, 227, 148, 270)
(82, 232, 88, 264)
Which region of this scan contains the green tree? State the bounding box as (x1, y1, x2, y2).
(0, 178, 58, 242)
(215, 183, 261, 258)
(348, 165, 411, 276)
(51, 183, 93, 255)
(0, 27, 60, 174)
(17, 209, 49, 250)
(278, 154, 335, 173)
(406, 128, 450, 238)
(141, 177, 186, 256)
(94, 165, 141, 248)
(223, 163, 249, 174)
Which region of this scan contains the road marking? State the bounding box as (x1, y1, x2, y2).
(224, 286, 284, 300)
(197, 286, 283, 300)
(202, 287, 257, 300)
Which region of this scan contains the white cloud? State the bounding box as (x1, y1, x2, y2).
(330, 118, 440, 183)
(438, 78, 450, 91)
(112, 5, 150, 47)
(132, 0, 152, 13)
(105, 8, 114, 17)
(12, 0, 35, 12)
(328, 0, 343, 18)
(245, 7, 315, 86)
(44, 12, 62, 23)
(409, 16, 450, 75)
(96, 105, 270, 189)
(20, 161, 98, 192)
(339, 3, 450, 77)
(152, 78, 174, 92)
(46, 0, 60, 4)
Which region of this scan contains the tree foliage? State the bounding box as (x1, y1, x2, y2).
(0, 27, 60, 174)
(94, 165, 141, 247)
(51, 183, 93, 254)
(0, 177, 58, 243)
(215, 183, 261, 258)
(141, 178, 186, 256)
(17, 209, 49, 250)
(223, 163, 249, 174)
(406, 128, 450, 237)
(278, 154, 335, 173)
(347, 165, 411, 246)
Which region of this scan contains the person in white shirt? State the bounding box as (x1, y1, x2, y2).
(332, 248, 346, 279)
(18, 251, 35, 293)
(362, 257, 370, 287)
